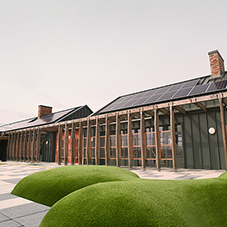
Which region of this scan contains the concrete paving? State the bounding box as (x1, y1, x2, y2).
(0, 161, 225, 227)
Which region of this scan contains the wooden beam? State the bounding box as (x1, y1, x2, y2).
(159, 108, 170, 116)
(170, 105, 177, 172)
(195, 102, 207, 112)
(64, 124, 69, 165)
(128, 113, 133, 170)
(57, 125, 63, 165)
(78, 121, 83, 165)
(131, 112, 140, 118)
(86, 119, 91, 165)
(140, 111, 146, 171)
(154, 109, 161, 171)
(105, 116, 110, 166)
(116, 113, 121, 167)
(95, 118, 100, 165)
(174, 106, 186, 115)
(219, 98, 227, 170)
(223, 98, 227, 106)
(71, 123, 76, 165)
(145, 110, 154, 117)
(36, 129, 41, 163)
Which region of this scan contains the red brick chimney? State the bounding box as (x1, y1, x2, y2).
(38, 105, 52, 118)
(208, 50, 225, 79)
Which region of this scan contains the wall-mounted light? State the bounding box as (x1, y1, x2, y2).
(208, 127, 215, 135)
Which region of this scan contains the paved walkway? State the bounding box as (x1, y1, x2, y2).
(0, 161, 225, 227)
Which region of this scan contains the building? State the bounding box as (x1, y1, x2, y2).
(0, 105, 93, 163)
(1, 50, 227, 171)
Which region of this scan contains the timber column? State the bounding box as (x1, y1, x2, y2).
(57, 125, 63, 165)
(64, 124, 69, 165)
(116, 114, 121, 167)
(105, 116, 110, 166)
(170, 105, 177, 172)
(36, 129, 41, 163)
(86, 119, 91, 165)
(140, 110, 146, 171)
(154, 109, 161, 171)
(78, 121, 83, 165)
(95, 118, 100, 165)
(71, 123, 76, 165)
(128, 113, 133, 170)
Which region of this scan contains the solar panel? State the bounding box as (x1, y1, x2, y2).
(207, 80, 227, 92)
(142, 94, 162, 105)
(157, 90, 178, 102)
(181, 79, 199, 89)
(188, 84, 210, 96)
(155, 86, 170, 94)
(171, 87, 193, 99)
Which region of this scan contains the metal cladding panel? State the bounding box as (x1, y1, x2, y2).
(183, 115, 194, 168)
(199, 113, 211, 169)
(191, 114, 202, 169)
(207, 112, 220, 169)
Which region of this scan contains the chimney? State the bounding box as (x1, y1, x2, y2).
(208, 50, 225, 79)
(38, 105, 52, 118)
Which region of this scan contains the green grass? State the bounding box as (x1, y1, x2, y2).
(11, 166, 227, 227)
(40, 175, 227, 227)
(11, 165, 139, 206)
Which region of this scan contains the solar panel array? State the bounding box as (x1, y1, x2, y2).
(99, 79, 227, 114)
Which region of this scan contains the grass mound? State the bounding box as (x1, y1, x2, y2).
(11, 165, 139, 206)
(40, 173, 227, 227)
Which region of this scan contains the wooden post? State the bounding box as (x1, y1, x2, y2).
(19, 132, 23, 161)
(16, 132, 20, 161)
(12, 133, 16, 161)
(78, 121, 83, 165)
(116, 114, 121, 167)
(95, 118, 100, 165)
(154, 109, 161, 171)
(27, 130, 32, 162)
(23, 131, 27, 162)
(64, 124, 69, 165)
(86, 119, 91, 165)
(8, 133, 13, 160)
(140, 110, 146, 171)
(219, 98, 227, 170)
(128, 113, 133, 170)
(71, 123, 76, 165)
(36, 129, 41, 163)
(170, 105, 177, 172)
(31, 129, 36, 163)
(105, 116, 110, 166)
(57, 125, 63, 165)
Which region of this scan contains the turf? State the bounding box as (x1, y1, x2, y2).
(40, 175, 227, 227)
(11, 165, 139, 206)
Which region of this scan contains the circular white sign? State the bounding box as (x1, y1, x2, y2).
(208, 127, 215, 135)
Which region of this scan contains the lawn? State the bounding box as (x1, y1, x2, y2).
(11, 166, 227, 227)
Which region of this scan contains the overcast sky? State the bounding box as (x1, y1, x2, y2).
(1, 0, 227, 124)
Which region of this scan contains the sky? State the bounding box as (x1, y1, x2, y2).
(1, 0, 227, 124)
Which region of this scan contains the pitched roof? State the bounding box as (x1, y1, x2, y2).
(93, 72, 227, 115)
(0, 106, 88, 132)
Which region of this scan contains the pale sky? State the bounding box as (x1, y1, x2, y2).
(1, 0, 227, 124)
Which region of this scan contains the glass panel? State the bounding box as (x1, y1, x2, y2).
(110, 136, 116, 147)
(83, 138, 87, 147)
(83, 148, 86, 157)
(91, 148, 95, 158)
(160, 131, 171, 145)
(146, 160, 156, 167)
(121, 159, 128, 166)
(133, 134, 141, 146)
(133, 159, 142, 166)
(121, 135, 128, 146)
(146, 147, 156, 159)
(110, 148, 116, 158)
(121, 147, 128, 158)
(133, 147, 141, 159)
(100, 148, 105, 158)
(161, 146, 172, 159)
(91, 137, 95, 147)
(146, 133, 155, 146)
(100, 137, 105, 147)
